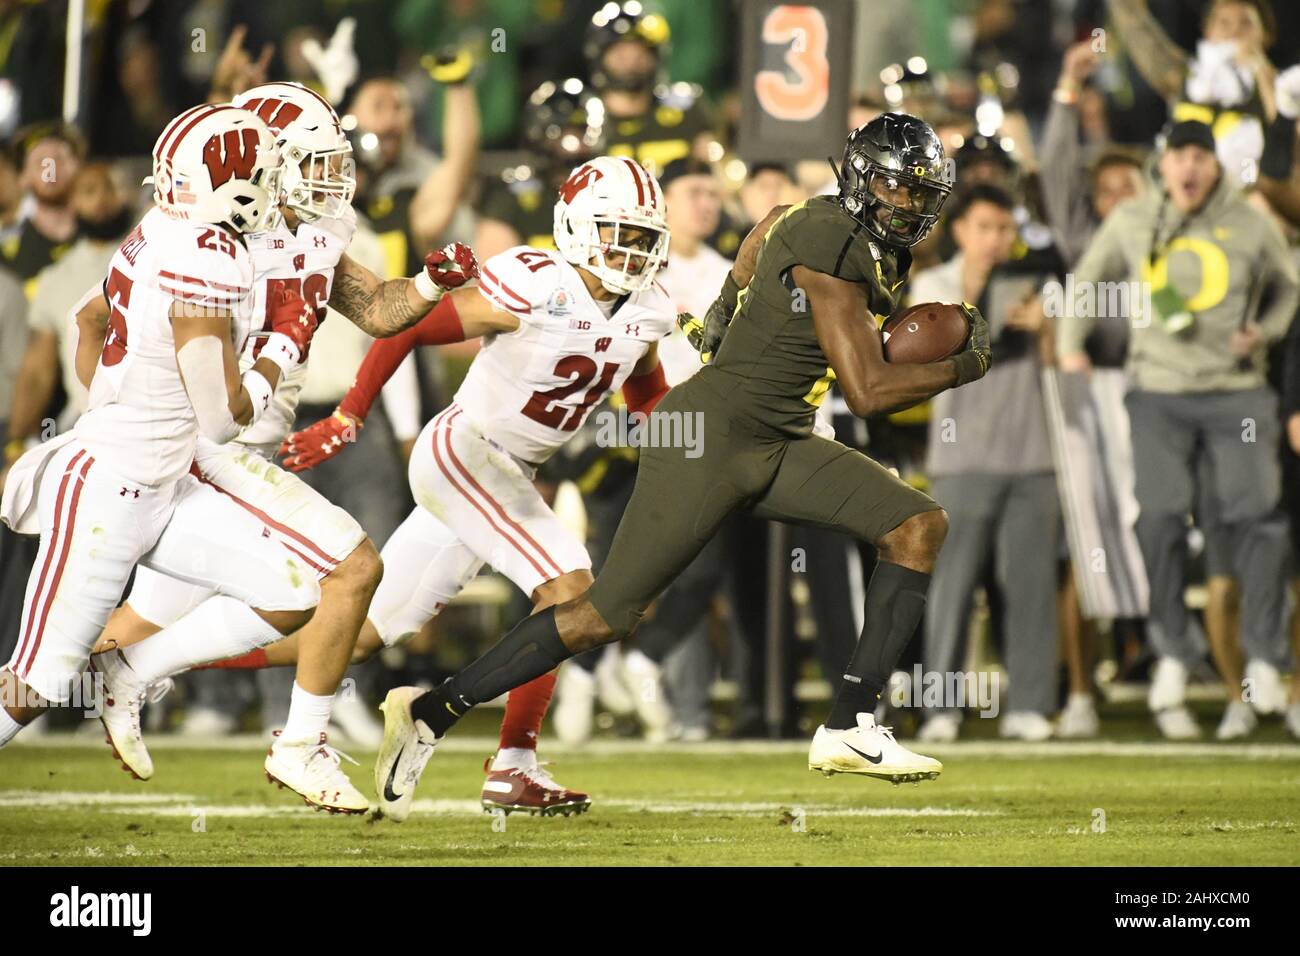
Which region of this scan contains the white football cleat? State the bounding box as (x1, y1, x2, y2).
(1056, 693, 1100, 738)
(808, 712, 942, 783)
(621, 648, 678, 743)
(553, 663, 595, 746)
(1215, 700, 1257, 740)
(265, 731, 369, 814)
(1154, 705, 1201, 740)
(1244, 660, 1285, 715)
(918, 712, 960, 743)
(1148, 657, 1189, 713)
(373, 686, 440, 822)
(89, 651, 154, 781)
(1000, 711, 1054, 741)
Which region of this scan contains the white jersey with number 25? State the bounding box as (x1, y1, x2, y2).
(75, 207, 255, 488)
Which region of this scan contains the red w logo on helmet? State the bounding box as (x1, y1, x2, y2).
(203, 128, 262, 189)
(240, 97, 304, 135)
(559, 164, 603, 203)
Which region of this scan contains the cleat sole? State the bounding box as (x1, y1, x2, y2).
(264, 769, 367, 816)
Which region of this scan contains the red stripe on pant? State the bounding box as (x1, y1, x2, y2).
(17, 453, 95, 679)
(188, 463, 338, 576)
(15, 449, 86, 672)
(440, 409, 565, 579)
(498, 669, 558, 751)
(430, 409, 556, 582)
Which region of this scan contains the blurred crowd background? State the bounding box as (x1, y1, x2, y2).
(3, 0, 1300, 748)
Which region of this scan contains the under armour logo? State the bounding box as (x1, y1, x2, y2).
(626, 324, 641, 337)
(119, 487, 139, 498)
(293, 253, 305, 271)
(313, 236, 328, 248)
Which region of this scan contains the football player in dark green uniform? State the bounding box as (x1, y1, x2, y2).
(375, 114, 991, 809)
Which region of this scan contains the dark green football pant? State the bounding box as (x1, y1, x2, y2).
(588, 367, 941, 638)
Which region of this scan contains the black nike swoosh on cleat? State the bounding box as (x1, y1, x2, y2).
(383, 744, 406, 802)
(844, 742, 883, 764)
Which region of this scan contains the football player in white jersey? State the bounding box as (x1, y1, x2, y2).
(249, 155, 674, 819)
(0, 105, 329, 753)
(81, 83, 477, 814)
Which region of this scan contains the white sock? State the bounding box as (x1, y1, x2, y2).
(492, 746, 537, 772)
(123, 596, 280, 684)
(279, 682, 334, 743)
(0, 708, 23, 748)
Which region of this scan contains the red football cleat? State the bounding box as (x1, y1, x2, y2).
(480, 757, 592, 817)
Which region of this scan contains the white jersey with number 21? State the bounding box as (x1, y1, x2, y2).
(455, 245, 675, 464)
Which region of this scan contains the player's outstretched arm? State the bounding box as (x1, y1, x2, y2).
(329, 243, 479, 338)
(799, 265, 988, 418)
(280, 284, 518, 471)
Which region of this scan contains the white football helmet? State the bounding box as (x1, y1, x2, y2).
(554, 155, 669, 295)
(234, 81, 356, 221)
(150, 103, 283, 233)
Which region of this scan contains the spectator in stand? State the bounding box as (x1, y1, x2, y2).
(2, 125, 84, 288)
(6, 163, 131, 447)
(394, 0, 533, 148)
(586, 1, 714, 177)
(346, 73, 479, 276)
(914, 184, 1062, 743)
(1104, 0, 1283, 183)
(1059, 120, 1299, 739)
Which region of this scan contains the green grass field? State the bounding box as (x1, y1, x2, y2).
(4, 713, 1299, 866)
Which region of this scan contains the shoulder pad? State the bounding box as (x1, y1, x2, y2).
(479, 245, 561, 317)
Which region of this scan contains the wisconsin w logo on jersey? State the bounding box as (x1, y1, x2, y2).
(202, 128, 260, 189)
(595, 337, 612, 352)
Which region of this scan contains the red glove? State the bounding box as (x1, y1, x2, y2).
(416, 242, 479, 299)
(262, 284, 320, 370)
(278, 409, 360, 472)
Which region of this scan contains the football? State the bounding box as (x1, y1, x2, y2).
(882, 302, 971, 364)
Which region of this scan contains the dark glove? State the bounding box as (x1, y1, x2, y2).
(950, 303, 991, 386)
(677, 271, 741, 363)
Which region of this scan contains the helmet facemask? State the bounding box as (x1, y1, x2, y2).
(570, 216, 668, 295)
(282, 142, 356, 221)
(844, 164, 949, 247)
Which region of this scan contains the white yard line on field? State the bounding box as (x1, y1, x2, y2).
(11, 733, 1300, 760)
(0, 789, 1003, 819)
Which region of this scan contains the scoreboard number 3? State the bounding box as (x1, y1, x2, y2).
(755, 5, 830, 122)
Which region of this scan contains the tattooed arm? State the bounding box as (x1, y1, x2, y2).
(1105, 0, 1189, 101)
(328, 253, 430, 338)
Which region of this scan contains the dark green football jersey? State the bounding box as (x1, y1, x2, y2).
(709, 195, 909, 437)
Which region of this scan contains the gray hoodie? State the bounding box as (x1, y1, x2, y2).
(1057, 173, 1298, 393)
